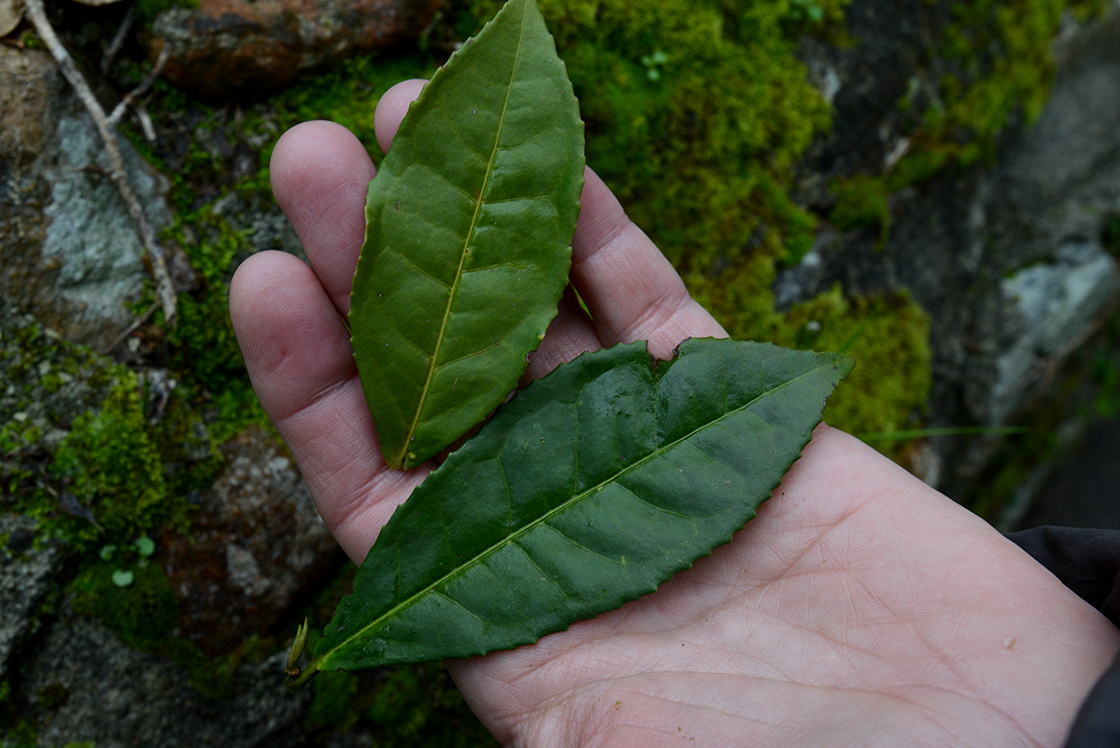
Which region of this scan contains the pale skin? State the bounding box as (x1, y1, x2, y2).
(229, 80, 1120, 747)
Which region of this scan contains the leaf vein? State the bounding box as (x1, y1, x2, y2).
(432, 108, 492, 164)
(413, 162, 478, 202)
(320, 360, 835, 664)
(390, 2, 530, 467)
(386, 247, 453, 289)
(381, 316, 436, 359)
(541, 521, 626, 568)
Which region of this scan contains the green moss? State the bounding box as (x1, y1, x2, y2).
(123, 205, 269, 445)
(262, 53, 441, 171)
(45, 376, 185, 551)
(301, 662, 498, 745)
(1101, 215, 1120, 258)
(1, 308, 209, 555)
(35, 683, 70, 712)
(360, 664, 499, 748)
(459, 0, 843, 271)
(70, 561, 179, 649)
(160, 209, 248, 384)
(306, 670, 359, 732)
(1089, 316, 1120, 418)
(964, 372, 1082, 519)
(446, 0, 934, 444)
(122, 53, 444, 450)
(67, 557, 256, 700)
(120, 87, 273, 450)
(150, 387, 224, 495)
(1, 311, 116, 457)
(829, 175, 892, 249)
(693, 268, 931, 454)
(290, 563, 496, 745)
(775, 289, 931, 452)
(0, 719, 38, 748)
(893, 0, 1108, 185)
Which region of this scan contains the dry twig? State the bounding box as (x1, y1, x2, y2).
(23, 0, 178, 326)
(108, 44, 170, 127)
(101, 1, 134, 74)
(105, 299, 160, 352)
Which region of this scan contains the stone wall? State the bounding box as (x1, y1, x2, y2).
(2, 0, 1120, 745)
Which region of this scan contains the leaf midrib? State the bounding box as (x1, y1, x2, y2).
(390, 3, 529, 468)
(318, 360, 832, 666)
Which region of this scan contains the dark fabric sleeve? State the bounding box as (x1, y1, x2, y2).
(1063, 653, 1120, 748)
(1005, 526, 1120, 748)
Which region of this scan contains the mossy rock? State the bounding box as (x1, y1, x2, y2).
(70, 561, 179, 650)
(2, 305, 182, 551)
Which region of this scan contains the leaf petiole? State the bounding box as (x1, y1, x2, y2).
(284, 663, 319, 693)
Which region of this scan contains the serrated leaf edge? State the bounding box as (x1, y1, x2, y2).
(384, 0, 534, 469)
(314, 352, 847, 670)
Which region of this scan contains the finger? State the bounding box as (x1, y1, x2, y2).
(375, 78, 428, 155)
(522, 287, 600, 382)
(269, 120, 375, 316)
(230, 250, 428, 563)
(571, 168, 727, 358)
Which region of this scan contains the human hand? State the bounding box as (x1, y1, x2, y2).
(230, 81, 1119, 747)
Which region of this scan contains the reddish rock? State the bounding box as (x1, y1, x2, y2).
(158, 426, 343, 656)
(146, 0, 443, 99)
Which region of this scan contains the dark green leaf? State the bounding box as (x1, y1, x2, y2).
(350, 0, 585, 470)
(310, 339, 853, 674)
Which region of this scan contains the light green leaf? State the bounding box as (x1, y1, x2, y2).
(135, 535, 155, 557)
(305, 339, 853, 678)
(350, 0, 584, 470)
(111, 570, 134, 587)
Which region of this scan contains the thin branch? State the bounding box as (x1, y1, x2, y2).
(108, 44, 170, 126)
(24, 0, 178, 326)
(100, 1, 133, 75)
(106, 300, 159, 352)
(134, 104, 157, 144)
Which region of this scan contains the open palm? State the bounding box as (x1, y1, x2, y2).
(229, 82, 1118, 747)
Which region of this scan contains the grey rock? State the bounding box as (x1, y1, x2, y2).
(992, 246, 1120, 423)
(793, 2, 1120, 494)
(0, 49, 176, 348)
(0, 514, 61, 681)
(773, 235, 832, 311)
(24, 605, 307, 748)
(211, 191, 305, 261)
(39, 114, 173, 336)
